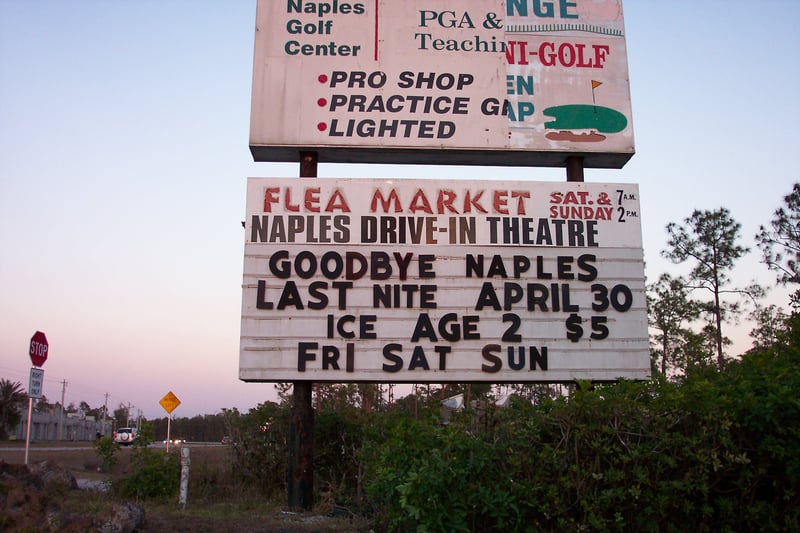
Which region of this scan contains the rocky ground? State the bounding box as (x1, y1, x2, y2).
(0, 459, 146, 532)
(0, 445, 370, 532)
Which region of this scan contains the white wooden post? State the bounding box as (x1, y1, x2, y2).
(179, 446, 190, 509)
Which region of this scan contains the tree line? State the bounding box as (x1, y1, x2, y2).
(2, 182, 799, 439)
(649, 182, 800, 376)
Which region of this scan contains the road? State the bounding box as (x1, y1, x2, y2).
(0, 440, 223, 458)
(0, 441, 224, 467)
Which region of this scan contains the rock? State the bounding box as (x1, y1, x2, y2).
(76, 477, 111, 492)
(98, 501, 146, 533)
(0, 460, 44, 490)
(0, 461, 47, 531)
(30, 459, 78, 490)
(0, 460, 143, 533)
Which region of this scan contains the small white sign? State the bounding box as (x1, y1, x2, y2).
(28, 368, 44, 399)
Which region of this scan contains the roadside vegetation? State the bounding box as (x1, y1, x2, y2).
(222, 323, 800, 531)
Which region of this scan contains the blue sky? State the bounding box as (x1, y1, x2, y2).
(1, 1, 798, 418)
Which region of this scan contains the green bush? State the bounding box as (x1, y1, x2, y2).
(313, 407, 367, 502)
(496, 377, 754, 531)
(221, 323, 800, 530)
(132, 421, 155, 448)
(229, 402, 290, 496)
(363, 413, 521, 532)
(94, 435, 118, 472)
(116, 448, 181, 500)
(361, 341, 800, 532)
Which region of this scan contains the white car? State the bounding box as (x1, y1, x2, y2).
(113, 427, 138, 445)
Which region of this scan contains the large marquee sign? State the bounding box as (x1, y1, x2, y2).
(239, 178, 649, 383)
(250, 0, 634, 168)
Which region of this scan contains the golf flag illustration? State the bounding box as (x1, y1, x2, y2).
(591, 80, 603, 105)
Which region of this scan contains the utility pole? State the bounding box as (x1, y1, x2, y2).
(58, 380, 67, 440)
(102, 393, 109, 436)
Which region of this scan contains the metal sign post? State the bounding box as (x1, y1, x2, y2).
(24, 397, 33, 465)
(25, 333, 48, 465)
(166, 414, 172, 452)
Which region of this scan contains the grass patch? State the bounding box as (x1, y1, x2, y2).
(0, 442, 371, 531)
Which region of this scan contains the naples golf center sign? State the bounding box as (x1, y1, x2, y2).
(239, 178, 648, 383)
(250, 0, 634, 167)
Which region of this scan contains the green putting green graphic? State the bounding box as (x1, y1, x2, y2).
(544, 105, 628, 134)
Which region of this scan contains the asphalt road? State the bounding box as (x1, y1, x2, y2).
(0, 441, 223, 452)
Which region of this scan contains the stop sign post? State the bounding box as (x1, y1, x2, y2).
(29, 331, 48, 367)
(25, 330, 48, 465)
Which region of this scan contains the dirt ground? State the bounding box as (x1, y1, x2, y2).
(0, 441, 371, 532)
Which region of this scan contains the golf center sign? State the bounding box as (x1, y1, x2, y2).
(250, 0, 634, 168)
(239, 178, 649, 383)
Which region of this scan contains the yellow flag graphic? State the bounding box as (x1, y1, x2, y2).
(591, 80, 603, 89)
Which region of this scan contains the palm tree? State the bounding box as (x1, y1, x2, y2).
(0, 379, 27, 439)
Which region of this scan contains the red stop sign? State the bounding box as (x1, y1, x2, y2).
(29, 331, 48, 367)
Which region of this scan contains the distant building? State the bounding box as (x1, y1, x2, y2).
(12, 406, 112, 441)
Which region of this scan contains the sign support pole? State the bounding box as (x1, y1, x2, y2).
(566, 156, 585, 182)
(24, 397, 33, 465)
(25, 331, 48, 463)
(166, 414, 172, 452)
(288, 151, 317, 511)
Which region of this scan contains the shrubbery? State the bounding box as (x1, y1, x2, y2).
(115, 448, 181, 500)
(94, 321, 799, 529)
(221, 322, 800, 531)
(93, 435, 118, 472)
(361, 335, 800, 532)
(228, 401, 290, 496)
(228, 399, 368, 503)
(109, 421, 182, 501)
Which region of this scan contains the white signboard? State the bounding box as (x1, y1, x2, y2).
(250, 0, 634, 168)
(28, 368, 44, 399)
(239, 178, 649, 383)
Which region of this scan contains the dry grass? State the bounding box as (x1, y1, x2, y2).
(0, 441, 371, 532)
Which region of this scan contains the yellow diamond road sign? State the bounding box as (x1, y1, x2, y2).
(159, 391, 181, 414)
